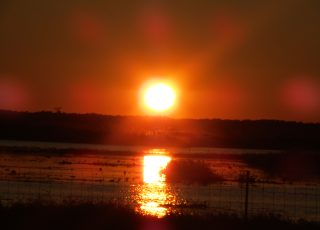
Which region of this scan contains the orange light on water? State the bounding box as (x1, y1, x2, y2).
(140, 196, 167, 217)
(134, 154, 174, 217)
(143, 155, 171, 184)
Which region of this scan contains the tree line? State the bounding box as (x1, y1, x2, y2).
(1, 110, 319, 150)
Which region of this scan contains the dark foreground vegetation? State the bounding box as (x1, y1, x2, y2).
(1, 110, 320, 149)
(0, 202, 318, 230)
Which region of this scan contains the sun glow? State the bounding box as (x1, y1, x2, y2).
(144, 83, 176, 112)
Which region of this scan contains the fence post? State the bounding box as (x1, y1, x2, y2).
(244, 170, 250, 222)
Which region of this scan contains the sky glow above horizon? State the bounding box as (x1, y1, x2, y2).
(0, 1, 319, 122)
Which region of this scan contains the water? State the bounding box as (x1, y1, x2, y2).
(0, 140, 319, 221)
(0, 139, 281, 155)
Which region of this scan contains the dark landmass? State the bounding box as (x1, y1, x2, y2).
(1, 110, 320, 149)
(0, 202, 318, 230)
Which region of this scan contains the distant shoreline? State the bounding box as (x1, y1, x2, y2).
(0, 139, 282, 155)
(1, 110, 320, 150)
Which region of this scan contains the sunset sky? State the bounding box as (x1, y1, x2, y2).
(0, 0, 319, 122)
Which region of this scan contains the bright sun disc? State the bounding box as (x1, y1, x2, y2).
(144, 83, 176, 112)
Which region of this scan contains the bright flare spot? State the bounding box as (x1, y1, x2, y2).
(144, 83, 176, 112)
(144, 155, 171, 184)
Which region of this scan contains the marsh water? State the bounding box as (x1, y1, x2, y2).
(0, 140, 319, 221)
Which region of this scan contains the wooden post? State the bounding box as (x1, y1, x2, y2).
(244, 170, 250, 222)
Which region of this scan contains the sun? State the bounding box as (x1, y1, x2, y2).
(144, 83, 176, 112)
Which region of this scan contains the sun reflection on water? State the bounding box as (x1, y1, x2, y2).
(134, 153, 176, 218)
(144, 155, 171, 184)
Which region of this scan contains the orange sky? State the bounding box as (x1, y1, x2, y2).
(0, 1, 319, 122)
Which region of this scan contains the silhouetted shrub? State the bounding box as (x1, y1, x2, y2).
(163, 160, 224, 185)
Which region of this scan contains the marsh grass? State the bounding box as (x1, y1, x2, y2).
(163, 160, 224, 185)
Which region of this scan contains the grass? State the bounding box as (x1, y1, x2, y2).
(0, 202, 319, 230)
